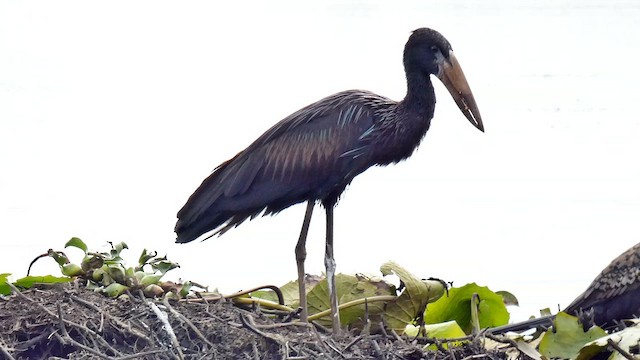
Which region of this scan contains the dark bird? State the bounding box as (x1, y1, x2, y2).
(488, 242, 640, 334)
(175, 28, 484, 334)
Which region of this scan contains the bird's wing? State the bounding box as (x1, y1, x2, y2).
(213, 90, 387, 205)
(565, 242, 640, 313)
(175, 90, 393, 242)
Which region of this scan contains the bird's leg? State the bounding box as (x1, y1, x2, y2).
(324, 205, 341, 334)
(295, 201, 314, 323)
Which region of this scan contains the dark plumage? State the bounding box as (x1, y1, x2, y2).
(565, 242, 640, 328)
(488, 242, 640, 334)
(176, 28, 484, 333)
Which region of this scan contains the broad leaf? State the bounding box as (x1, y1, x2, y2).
(307, 273, 392, 327)
(380, 261, 446, 333)
(103, 283, 129, 297)
(0, 273, 11, 295)
(64, 237, 88, 254)
(406, 320, 467, 350)
(152, 260, 180, 274)
(577, 320, 640, 360)
(13, 275, 72, 289)
(496, 290, 519, 306)
(140, 274, 163, 286)
(424, 283, 509, 334)
(252, 280, 301, 307)
(138, 249, 157, 266)
(539, 312, 606, 359)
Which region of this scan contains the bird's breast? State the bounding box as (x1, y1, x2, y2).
(368, 113, 432, 166)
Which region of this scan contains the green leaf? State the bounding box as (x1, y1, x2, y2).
(578, 321, 640, 360)
(64, 237, 88, 254)
(103, 283, 129, 297)
(152, 260, 180, 274)
(424, 283, 509, 334)
(134, 271, 146, 282)
(252, 280, 299, 306)
(539, 312, 607, 359)
(106, 265, 127, 284)
(125, 266, 135, 279)
(48, 249, 70, 266)
(539, 307, 553, 317)
(426, 321, 468, 349)
(380, 261, 446, 334)
(307, 273, 393, 327)
(251, 274, 339, 308)
(114, 241, 128, 254)
(138, 249, 157, 266)
(179, 281, 193, 298)
(405, 321, 467, 350)
(92, 268, 106, 282)
(143, 284, 164, 297)
(140, 274, 163, 286)
(0, 273, 12, 295)
(61, 263, 84, 277)
(496, 290, 519, 306)
(13, 275, 72, 289)
(81, 254, 104, 272)
(278, 280, 303, 307)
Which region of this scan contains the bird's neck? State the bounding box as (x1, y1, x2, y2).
(401, 70, 436, 117)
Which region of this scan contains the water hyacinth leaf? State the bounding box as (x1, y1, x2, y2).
(539, 312, 606, 359)
(64, 237, 88, 254)
(424, 321, 468, 350)
(138, 249, 157, 266)
(134, 271, 146, 282)
(106, 265, 127, 284)
(252, 275, 323, 307)
(92, 268, 106, 282)
(113, 241, 128, 254)
(278, 280, 302, 307)
(81, 254, 104, 272)
(143, 284, 164, 298)
(380, 262, 446, 334)
(577, 321, 640, 360)
(140, 274, 163, 286)
(405, 321, 467, 350)
(0, 273, 12, 295)
(252, 280, 297, 306)
(61, 263, 84, 277)
(14, 275, 72, 289)
(103, 283, 129, 297)
(152, 260, 180, 274)
(540, 307, 553, 317)
(424, 283, 509, 334)
(307, 273, 391, 327)
(48, 249, 70, 266)
(179, 281, 193, 298)
(496, 290, 519, 306)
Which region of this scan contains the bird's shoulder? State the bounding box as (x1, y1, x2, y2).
(592, 243, 640, 294)
(244, 90, 395, 152)
(569, 243, 640, 309)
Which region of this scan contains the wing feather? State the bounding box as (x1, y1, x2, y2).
(175, 90, 394, 243)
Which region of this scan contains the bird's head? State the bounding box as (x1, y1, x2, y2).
(404, 28, 484, 132)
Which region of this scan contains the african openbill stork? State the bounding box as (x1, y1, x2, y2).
(175, 28, 484, 334)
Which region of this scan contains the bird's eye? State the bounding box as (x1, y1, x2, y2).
(430, 45, 439, 53)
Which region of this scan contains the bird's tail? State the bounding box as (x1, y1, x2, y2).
(174, 212, 225, 244)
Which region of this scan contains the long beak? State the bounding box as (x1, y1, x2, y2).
(437, 51, 484, 132)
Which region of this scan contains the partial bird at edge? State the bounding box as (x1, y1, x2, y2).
(488, 242, 640, 334)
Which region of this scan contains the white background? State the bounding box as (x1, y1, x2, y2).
(1, 0, 639, 322)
